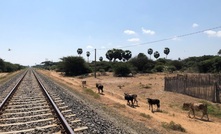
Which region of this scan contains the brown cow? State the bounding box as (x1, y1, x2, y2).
(183, 102, 209, 121)
(82, 80, 86, 87)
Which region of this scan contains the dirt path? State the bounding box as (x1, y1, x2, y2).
(41, 70, 221, 134)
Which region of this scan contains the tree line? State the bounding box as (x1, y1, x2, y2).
(35, 48, 221, 77)
(0, 58, 25, 72)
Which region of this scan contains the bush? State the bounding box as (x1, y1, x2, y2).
(113, 63, 131, 77)
(58, 56, 92, 76)
(152, 65, 164, 72)
(162, 121, 186, 132)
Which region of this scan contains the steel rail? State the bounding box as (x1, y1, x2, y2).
(33, 70, 75, 134)
(0, 70, 28, 110)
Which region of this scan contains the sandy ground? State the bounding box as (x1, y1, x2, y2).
(39, 70, 221, 134)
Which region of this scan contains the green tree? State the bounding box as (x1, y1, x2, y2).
(164, 47, 170, 59)
(0, 59, 5, 72)
(77, 48, 83, 56)
(122, 50, 132, 61)
(129, 53, 154, 73)
(106, 50, 114, 61)
(99, 56, 103, 62)
(154, 51, 160, 59)
(59, 56, 91, 76)
(218, 49, 221, 56)
(147, 48, 153, 59)
(106, 48, 124, 61)
(86, 51, 90, 62)
(112, 48, 123, 61)
(113, 63, 131, 77)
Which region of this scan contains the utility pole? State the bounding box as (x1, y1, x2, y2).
(94, 49, 97, 78)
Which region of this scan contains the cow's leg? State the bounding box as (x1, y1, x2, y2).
(151, 105, 153, 113)
(192, 109, 195, 118)
(201, 112, 205, 120)
(127, 100, 130, 105)
(188, 110, 191, 118)
(135, 99, 138, 106)
(131, 100, 134, 107)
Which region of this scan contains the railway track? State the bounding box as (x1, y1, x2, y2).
(0, 69, 87, 134)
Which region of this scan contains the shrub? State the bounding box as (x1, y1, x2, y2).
(83, 88, 100, 99)
(140, 113, 152, 119)
(162, 121, 186, 132)
(113, 63, 131, 77)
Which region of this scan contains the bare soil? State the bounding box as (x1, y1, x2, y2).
(39, 70, 221, 134)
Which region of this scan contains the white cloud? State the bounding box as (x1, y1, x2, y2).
(142, 27, 155, 35)
(204, 30, 221, 37)
(86, 45, 93, 49)
(101, 46, 106, 49)
(124, 30, 136, 35)
(172, 36, 181, 41)
(192, 23, 199, 28)
(127, 38, 140, 42)
(217, 31, 221, 37)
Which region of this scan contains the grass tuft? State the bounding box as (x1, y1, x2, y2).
(140, 113, 152, 119)
(162, 121, 186, 132)
(198, 101, 221, 118)
(83, 88, 100, 99)
(113, 103, 126, 109)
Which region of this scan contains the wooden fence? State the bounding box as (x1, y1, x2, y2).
(164, 74, 221, 103)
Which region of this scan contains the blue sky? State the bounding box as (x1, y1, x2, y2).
(0, 0, 221, 66)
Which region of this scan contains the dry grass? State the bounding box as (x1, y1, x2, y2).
(38, 70, 221, 134)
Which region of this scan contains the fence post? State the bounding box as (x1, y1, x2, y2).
(215, 82, 220, 103)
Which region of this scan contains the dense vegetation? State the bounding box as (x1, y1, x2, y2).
(34, 48, 221, 77)
(0, 58, 25, 72)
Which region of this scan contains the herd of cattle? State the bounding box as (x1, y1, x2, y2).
(83, 81, 209, 121)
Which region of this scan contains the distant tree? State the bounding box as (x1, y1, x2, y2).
(154, 51, 160, 59)
(164, 47, 170, 59)
(112, 49, 123, 61)
(106, 50, 114, 61)
(113, 63, 131, 77)
(99, 56, 103, 62)
(129, 53, 154, 73)
(77, 48, 83, 56)
(106, 48, 124, 61)
(59, 56, 91, 76)
(122, 50, 132, 61)
(0, 59, 5, 72)
(147, 48, 153, 59)
(218, 49, 221, 56)
(86, 51, 90, 62)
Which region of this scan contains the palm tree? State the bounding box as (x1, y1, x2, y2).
(99, 56, 103, 62)
(147, 48, 153, 59)
(164, 47, 170, 59)
(218, 49, 221, 56)
(122, 50, 132, 61)
(106, 50, 114, 61)
(77, 48, 83, 56)
(154, 51, 160, 59)
(86, 51, 90, 62)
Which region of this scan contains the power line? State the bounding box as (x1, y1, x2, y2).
(97, 25, 221, 50)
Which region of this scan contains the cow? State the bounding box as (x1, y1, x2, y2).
(96, 83, 104, 94)
(124, 93, 138, 107)
(82, 80, 86, 87)
(147, 98, 160, 113)
(183, 102, 209, 121)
